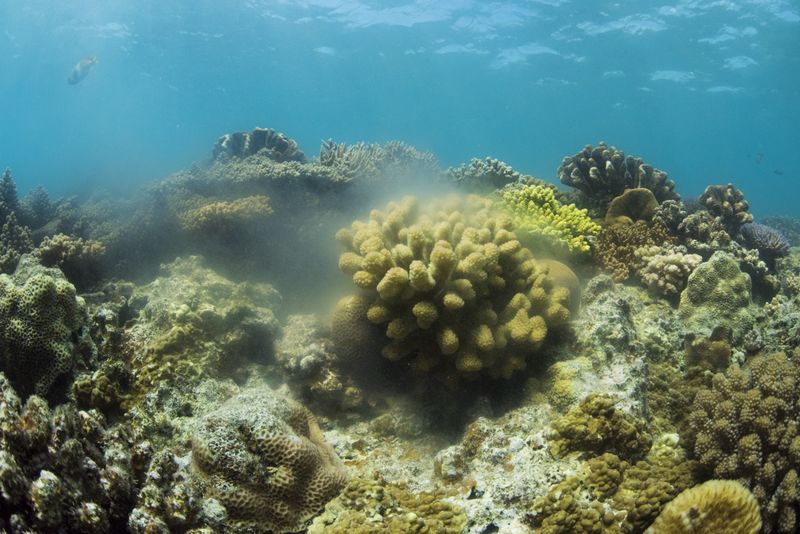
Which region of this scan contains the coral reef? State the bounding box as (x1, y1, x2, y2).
(678, 251, 754, 336)
(635, 244, 702, 297)
(191, 388, 347, 533)
(0, 212, 33, 273)
(646, 479, 761, 534)
(0, 374, 135, 532)
(319, 139, 439, 183)
(558, 142, 678, 208)
(605, 188, 659, 226)
(594, 221, 675, 282)
(762, 216, 800, 247)
(741, 222, 791, 268)
(548, 393, 652, 459)
(18, 186, 55, 230)
(0, 255, 94, 399)
(33, 233, 106, 290)
(308, 477, 466, 533)
(498, 183, 601, 254)
(335, 194, 573, 383)
(698, 184, 752, 235)
(177, 194, 273, 235)
(689, 351, 800, 533)
(444, 157, 532, 191)
(212, 127, 306, 162)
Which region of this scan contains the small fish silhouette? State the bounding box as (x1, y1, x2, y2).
(67, 56, 99, 85)
(773, 169, 784, 176)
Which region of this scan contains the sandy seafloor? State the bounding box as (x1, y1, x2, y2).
(0, 128, 799, 534)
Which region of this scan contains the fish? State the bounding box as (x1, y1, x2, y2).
(67, 56, 99, 85)
(773, 169, 784, 176)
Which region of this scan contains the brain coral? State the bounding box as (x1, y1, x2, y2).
(191, 388, 347, 533)
(335, 194, 574, 383)
(688, 351, 800, 533)
(0, 255, 93, 398)
(558, 142, 679, 208)
(678, 251, 753, 335)
(498, 183, 601, 254)
(645, 480, 761, 534)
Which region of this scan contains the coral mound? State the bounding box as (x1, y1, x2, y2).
(689, 351, 800, 533)
(335, 194, 574, 383)
(498, 183, 600, 254)
(212, 127, 306, 162)
(699, 183, 752, 234)
(191, 388, 347, 533)
(0, 255, 93, 398)
(558, 142, 678, 207)
(645, 480, 761, 534)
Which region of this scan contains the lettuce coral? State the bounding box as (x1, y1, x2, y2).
(335, 194, 574, 383)
(498, 184, 600, 254)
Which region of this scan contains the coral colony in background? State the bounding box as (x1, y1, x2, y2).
(1, 129, 799, 533)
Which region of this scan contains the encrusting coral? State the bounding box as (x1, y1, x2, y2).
(190, 388, 347, 533)
(645, 479, 761, 534)
(308, 477, 466, 533)
(335, 194, 574, 383)
(498, 183, 601, 254)
(0, 255, 94, 399)
(689, 351, 800, 533)
(558, 142, 679, 209)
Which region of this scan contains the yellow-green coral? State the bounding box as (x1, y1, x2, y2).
(308, 477, 466, 534)
(498, 184, 600, 254)
(178, 195, 273, 234)
(335, 194, 574, 383)
(645, 480, 761, 534)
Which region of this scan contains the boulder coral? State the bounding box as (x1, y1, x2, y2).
(689, 351, 800, 533)
(645, 480, 761, 534)
(191, 388, 347, 533)
(498, 183, 600, 254)
(0, 255, 94, 399)
(335, 194, 574, 383)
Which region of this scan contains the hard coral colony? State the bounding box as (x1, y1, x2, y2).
(0, 130, 797, 534)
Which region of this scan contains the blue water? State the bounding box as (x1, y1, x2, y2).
(1, 1, 798, 215)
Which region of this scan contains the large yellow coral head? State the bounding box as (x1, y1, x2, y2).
(335, 193, 573, 383)
(498, 184, 600, 254)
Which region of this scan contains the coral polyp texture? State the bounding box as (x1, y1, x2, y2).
(498, 183, 601, 254)
(0, 255, 93, 398)
(594, 220, 675, 282)
(190, 388, 347, 533)
(558, 142, 679, 207)
(177, 194, 274, 234)
(645, 480, 761, 534)
(335, 194, 574, 382)
(689, 351, 800, 533)
(212, 126, 306, 162)
(635, 244, 702, 297)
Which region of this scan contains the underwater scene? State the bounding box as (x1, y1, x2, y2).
(1, 1, 800, 533)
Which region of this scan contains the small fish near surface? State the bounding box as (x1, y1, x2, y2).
(67, 56, 99, 85)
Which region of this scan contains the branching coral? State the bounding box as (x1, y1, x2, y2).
(33, 233, 106, 290)
(689, 351, 800, 533)
(191, 388, 347, 533)
(646, 480, 761, 534)
(319, 139, 438, 183)
(0, 255, 94, 399)
(699, 184, 752, 235)
(498, 183, 601, 254)
(335, 194, 573, 383)
(444, 157, 528, 191)
(594, 221, 675, 282)
(0, 212, 33, 274)
(212, 127, 306, 162)
(741, 223, 791, 268)
(635, 244, 702, 297)
(558, 142, 679, 208)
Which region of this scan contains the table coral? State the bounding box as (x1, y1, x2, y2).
(498, 183, 601, 254)
(689, 351, 800, 533)
(335, 194, 574, 383)
(0, 255, 94, 399)
(645, 479, 761, 534)
(191, 388, 347, 533)
(558, 142, 678, 208)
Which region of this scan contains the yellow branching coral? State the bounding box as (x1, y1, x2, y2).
(336, 194, 575, 383)
(498, 184, 600, 254)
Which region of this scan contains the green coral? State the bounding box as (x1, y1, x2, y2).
(499, 184, 600, 254)
(308, 477, 466, 534)
(688, 351, 800, 533)
(0, 255, 94, 399)
(335, 194, 574, 383)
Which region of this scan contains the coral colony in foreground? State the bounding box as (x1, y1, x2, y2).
(0, 131, 798, 533)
